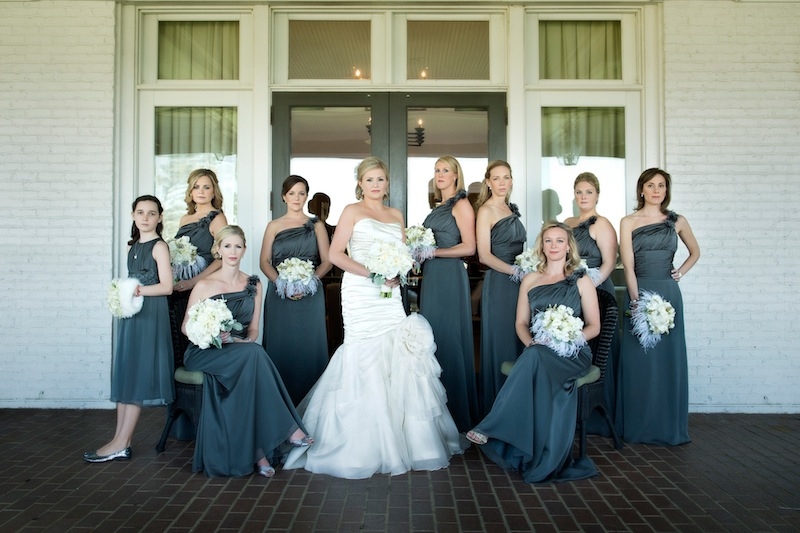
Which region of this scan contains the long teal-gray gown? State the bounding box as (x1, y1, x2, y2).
(616, 211, 689, 446)
(573, 215, 619, 436)
(263, 218, 329, 405)
(169, 210, 222, 439)
(473, 272, 597, 483)
(184, 275, 306, 477)
(420, 189, 478, 432)
(479, 204, 525, 417)
(111, 239, 174, 406)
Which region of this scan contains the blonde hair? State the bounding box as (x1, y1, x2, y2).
(211, 225, 246, 258)
(433, 156, 466, 202)
(185, 169, 224, 214)
(533, 221, 581, 274)
(475, 160, 513, 210)
(573, 172, 600, 194)
(355, 156, 390, 200)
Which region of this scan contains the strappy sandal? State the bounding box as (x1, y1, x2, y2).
(257, 464, 275, 477)
(466, 430, 488, 445)
(288, 435, 314, 447)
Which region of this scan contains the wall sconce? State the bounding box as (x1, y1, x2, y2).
(365, 118, 426, 147)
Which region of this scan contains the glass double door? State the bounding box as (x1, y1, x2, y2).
(271, 92, 506, 225)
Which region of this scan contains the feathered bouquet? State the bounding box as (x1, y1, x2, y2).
(577, 259, 603, 287)
(107, 278, 143, 319)
(511, 248, 539, 282)
(530, 304, 587, 358)
(364, 239, 415, 298)
(168, 236, 208, 281)
(631, 290, 676, 351)
(405, 225, 436, 272)
(185, 297, 243, 349)
(275, 257, 319, 300)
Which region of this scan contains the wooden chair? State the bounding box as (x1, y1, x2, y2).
(576, 288, 623, 458)
(156, 292, 204, 452)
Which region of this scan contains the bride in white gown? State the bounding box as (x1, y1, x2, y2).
(284, 157, 464, 479)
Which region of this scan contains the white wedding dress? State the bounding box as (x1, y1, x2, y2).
(283, 218, 464, 478)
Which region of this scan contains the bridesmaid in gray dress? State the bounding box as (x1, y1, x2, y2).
(260, 176, 331, 405)
(474, 161, 526, 417)
(420, 156, 478, 433)
(467, 222, 600, 483)
(84, 196, 174, 463)
(564, 172, 619, 435)
(617, 168, 700, 445)
(183, 225, 312, 477)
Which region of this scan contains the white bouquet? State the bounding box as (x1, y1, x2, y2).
(107, 278, 143, 319)
(405, 225, 436, 271)
(631, 290, 676, 351)
(185, 297, 244, 349)
(364, 239, 415, 298)
(168, 236, 208, 281)
(530, 304, 587, 358)
(511, 248, 539, 282)
(275, 257, 319, 300)
(577, 259, 603, 287)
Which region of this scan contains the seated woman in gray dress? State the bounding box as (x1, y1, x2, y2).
(182, 225, 312, 477)
(467, 222, 601, 483)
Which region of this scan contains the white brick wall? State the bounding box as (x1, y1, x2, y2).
(664, 1, 800, 411)
(0, 1, 116, 407)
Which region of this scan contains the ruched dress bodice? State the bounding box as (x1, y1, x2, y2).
(573, 216, 615, 296)
(175, 210, 221, 265)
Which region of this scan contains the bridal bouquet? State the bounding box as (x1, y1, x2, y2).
(275, 257, 319, 300)
(107, 278, 143, 319)
(168, 236, 208, 281)
(185, 297, 243, 349)
(530, 304, 587, 358)
(405, 225, 436, 272)
(511, 248, 539, 282)
(577, 259, 603, 287)
(631, 290, 676, 351)
(364, 239, 415, 298)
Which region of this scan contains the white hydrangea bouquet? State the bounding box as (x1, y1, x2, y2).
(185, 297, 243, 349)
(577, 259, 603, 287)
(405, 225, 436, 272)
(364, 239, 415, 298)
(530, 304, 587, 358)
(107, 278, 143, 319)
(275, 257, 319, 300)
(168, 236, 208, 281)
(631, 290, 676, 351)
(511, 248, 539, 282)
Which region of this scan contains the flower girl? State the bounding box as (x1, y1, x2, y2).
(83, 195, 174, 463)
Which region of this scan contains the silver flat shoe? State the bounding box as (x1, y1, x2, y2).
(83, 446, 132, 463)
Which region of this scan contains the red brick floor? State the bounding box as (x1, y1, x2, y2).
(0, 409, 798, 532)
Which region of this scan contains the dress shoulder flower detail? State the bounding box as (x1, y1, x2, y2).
(577, 215, 598, 230)
(441, 188, 468, 208)
(304, 218, 318, 232)
(665, 211, 678, 228)
(564, 270, 584, 286)
(245, 275, 260, 297)
(509, 203, 521, 218)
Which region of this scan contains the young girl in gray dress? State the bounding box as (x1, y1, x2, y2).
(84, 195, 174, 463)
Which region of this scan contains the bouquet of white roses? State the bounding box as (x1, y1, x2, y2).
(530, 304, 587, 358)
(107, 278, 143, 319)
(511, 248, 539, 282)
(185, 297, 243, 349)
(577, 259, 603, 287)
(405, 225, 436, 272)
(275, 257, 319, 300)
(364, 239, 415, 298)
(168, 236, 208, 281)
(631, 290, 676, 351)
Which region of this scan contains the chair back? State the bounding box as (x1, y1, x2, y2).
(587, 289, 618, 382)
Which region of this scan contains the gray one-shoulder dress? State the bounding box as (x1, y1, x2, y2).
(184, 275, 307, 477)
(262, 218, 328, 405)
(111, 239, 174, 406)
(573, 216, 619, 436)
(420, 190, 478, 432)
(616, 211, 690, 446)
(479, 204, 526, 417)
(472, 272, 597, 483)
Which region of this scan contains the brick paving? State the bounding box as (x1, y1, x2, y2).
(0, 409, 798, 532)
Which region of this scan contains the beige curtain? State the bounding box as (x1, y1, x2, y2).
(541, 107, 624, 160)
(539, 21, 621, 80)
(158, 21, 239, 80)
(155, 107, 237, 157)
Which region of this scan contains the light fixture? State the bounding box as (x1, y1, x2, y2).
(365, 118, 426, 147)
(557, 109, 582, 166)
(353, 67, 362, 80)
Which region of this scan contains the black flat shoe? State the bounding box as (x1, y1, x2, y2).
(83, 447, 132, 463)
